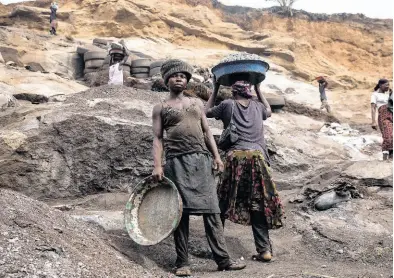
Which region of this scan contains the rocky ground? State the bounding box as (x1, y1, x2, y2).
(0, 189, 158, 278)
(1, 79, 392, 277)
(0, 3, 392, 277)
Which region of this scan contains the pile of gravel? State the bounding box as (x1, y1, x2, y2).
(219, 52, 263, 63)
(0, 189, 157, 278)
(66, 84, 168, 106)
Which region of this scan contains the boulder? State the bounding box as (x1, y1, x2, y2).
(314, 190, 351, 211)
(342, 161, 393, 187)
(0, 90, 19, 110)
(0, 64, 87, 100)
(330, 122, 341, 129)
(9, 5, 70, 22)
(25, 62, 46, 73)
(0, 46, 23, 67)
(9, 5, 48, 22)
(327, 129, 337, 136)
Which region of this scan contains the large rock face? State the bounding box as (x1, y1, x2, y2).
(0, 85, 165, 199)
(0, 82, 389, 200)
(1, 0, 391, 89)
(343, 161, 393, 187)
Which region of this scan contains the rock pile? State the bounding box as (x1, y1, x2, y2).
(0, 90, 19, 110)
(0, 188, 156, 278)
(320, 122, 360, 136)
(219, 52, 264, 63)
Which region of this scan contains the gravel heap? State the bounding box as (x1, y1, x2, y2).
(320, 122, 360, 136)
(219, 52, 263, 63)
(0, 189, 157, 278)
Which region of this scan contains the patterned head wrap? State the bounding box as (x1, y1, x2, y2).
(231, 80, 253, 99)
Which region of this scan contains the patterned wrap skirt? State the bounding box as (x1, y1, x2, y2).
(378, 105, 393, 152)
(217, 150, 283, 229)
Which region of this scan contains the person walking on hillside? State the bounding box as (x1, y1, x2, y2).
(151, 59, 246, 276)
(205, 78, 283, 263)
(371, 79, 392, 160)
(317, 77, 331, 113)
(49, 2, 58, 35)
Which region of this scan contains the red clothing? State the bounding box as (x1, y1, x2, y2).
(378, 105, 393, 152)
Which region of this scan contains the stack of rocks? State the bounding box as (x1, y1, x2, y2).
(320, 123, 360, 136)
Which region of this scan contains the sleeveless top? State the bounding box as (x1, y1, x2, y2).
(161, 99, 209, 159)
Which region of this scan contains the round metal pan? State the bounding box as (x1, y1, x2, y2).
(212, 60, 270, 86)
(124, 175, 183, 246)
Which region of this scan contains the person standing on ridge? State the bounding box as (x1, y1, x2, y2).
(49, 2, 58, 35)
(317, 77, 331, 113)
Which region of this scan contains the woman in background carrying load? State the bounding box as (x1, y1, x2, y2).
(108, 41, 129, 85)
(49, 2, 58, 35)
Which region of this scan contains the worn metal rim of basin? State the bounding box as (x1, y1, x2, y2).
(124, 175, 183, 246)
(212, 60, 270, 86)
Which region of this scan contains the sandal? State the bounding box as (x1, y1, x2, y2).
(175, 266, 192, 277)
(252, 251, 272, 262)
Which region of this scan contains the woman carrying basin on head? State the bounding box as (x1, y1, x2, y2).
(205, 77, 283, 263)
(371, 79, 393, 160)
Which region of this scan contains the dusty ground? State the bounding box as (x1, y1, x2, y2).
(45, 177, 392, 278)
(0, 2, 392, 277)
(1, 74, 392, 277)
(0, 189, 158, 278)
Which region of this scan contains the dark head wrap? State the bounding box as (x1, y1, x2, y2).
(231, 80, 253, 99)
(374, 79, 389, 92)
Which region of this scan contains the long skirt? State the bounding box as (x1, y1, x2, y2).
(217, 150, 283, 229)
(50, 19, 57, 29)
(378, 105, 393, 152)
(164, 152, 220, 215)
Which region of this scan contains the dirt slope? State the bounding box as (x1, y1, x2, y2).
(0, 0, 392, 90)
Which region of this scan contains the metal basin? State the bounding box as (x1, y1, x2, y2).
(212, 60, 270, 86)
(124, 176, 183, 246)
